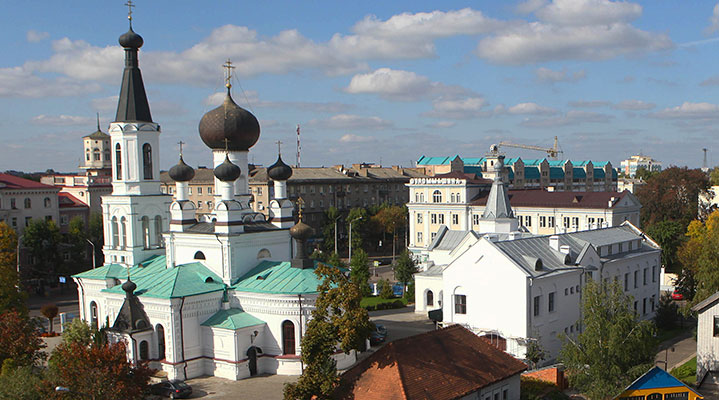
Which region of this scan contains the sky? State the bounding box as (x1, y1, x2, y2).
(2, 0, 719, 173)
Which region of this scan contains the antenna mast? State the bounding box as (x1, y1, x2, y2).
(702, 148, 709, 173)
(296, 124, 301, 168)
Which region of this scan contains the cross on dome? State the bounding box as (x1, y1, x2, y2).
(223, 59, 235, 90)
(296, 197, 305, 220)
(125, 0, 135, 25)
(178, 140, 185, 157)
(276, 140, 283, 155)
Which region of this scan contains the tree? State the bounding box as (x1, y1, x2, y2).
(349, 249, 371, 297)
(61, 318, 94, 347)
(0, 365, 44, 400)
(322, 207, 342, 254)
(0, 310, 45, 368)
(679, 210, 719, 308)
(634, 166, 659, 182)
(559, 280, 655, 400)
(644, 220, 685, 273)
(346, 208, 368, 254)
(64, 216, 89, 274)
(710, 167, 719, 186)
(284, 263, 372, 399)
(23, 219, 62, 277)
(87, 212, 104, 267)
(393, 250, 417, 289)
(372, 205, 407, 261)
(525, 336, 546, 370)
(41, 304, 58, 334)
(0, 223, 27, 314)
(654, 293, 680, 331)
(47, 341, 152, 400)
(377, 279, 393, 299)
(635, 167, 710, 228)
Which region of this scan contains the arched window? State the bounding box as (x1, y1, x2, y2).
(141, 217, 150, 248)
(24, 198, 31, 209)
(282, 320, 295, 355)
(193, 251, 206, 260)
(432, 190, 442, 203)
(154, 216, 163, 246)
(120, 217, 127, 248)
(104, 150, 110, 161)
(93, 148, 100, 161)
(415, 192, 419, 202)
(115, 143, 122, 180)
(427, 290, 434, 306)
(111, 217, 119, 248)
(142, 143, 153, 180)
(139, 340, 148, 360)
(257, 249, 271, 259)
(450, 193, 455, 203)
(44, 197, 51, 208)
(90, 301, 98, 328)
(419, 192, 424, 202)
(156, 324, 165, 360)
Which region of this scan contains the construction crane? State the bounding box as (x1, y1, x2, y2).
(498, 136, 564, 160)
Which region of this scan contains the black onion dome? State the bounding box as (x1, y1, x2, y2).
(267, 155, 293, 181)
(290, 220, 314, 240)
(199, 92, 260, 151)
(168, 156, 195, 182)
(122, 279, 137, 294)
(213, 154, 241, 182)
(119, 27, 144, 49)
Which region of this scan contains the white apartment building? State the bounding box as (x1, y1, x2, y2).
(620, 155, 662, 177)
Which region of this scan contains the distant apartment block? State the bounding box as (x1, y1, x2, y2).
(620, 154, 662, 177)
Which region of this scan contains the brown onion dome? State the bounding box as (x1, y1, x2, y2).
(213, 154, 241, 182)
(168, 156, 195, 182)
(122, 279, 137, 295)
(267, 155, 293, 181)
(198, 91, 260, 151)
(119, 27, 144, 49)
(289, 220, 314, 241)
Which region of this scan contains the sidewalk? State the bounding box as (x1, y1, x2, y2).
(654, 329, 696, 372)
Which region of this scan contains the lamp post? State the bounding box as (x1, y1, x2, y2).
(348, 216, 363, 262)
(85, 239, 96, 269)
(16, 234, 23, 275)
(333, 215, 340, 255)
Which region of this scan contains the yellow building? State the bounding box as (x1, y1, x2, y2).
(616, 366, 703, 399)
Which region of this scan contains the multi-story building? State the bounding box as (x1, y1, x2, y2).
(0, 173, 61, 235)
(407, 152, 640, 253)
(416, 155, 617, 192)
(620, 154, 662, 177)
(160, 167, 215, 213)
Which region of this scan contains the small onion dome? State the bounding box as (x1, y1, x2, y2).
(290, 220, 315, 241)
(198, 91, 260, 151)
(119, 27, 144, 49)
(213, 154, 241, 182)
(122, 279, 137, 295)
(168, 156, 195, 182)
(267, 155, 293, 181)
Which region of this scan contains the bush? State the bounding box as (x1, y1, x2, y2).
(378, 279, 393, 299)
(364, 300, 405, 312)
(40, 304, 58, 334)
(520, 377, 569, 400)
(403, 280, 415, 304)
(655, 293, 680, 331)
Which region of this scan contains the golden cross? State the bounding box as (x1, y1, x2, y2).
(178, 141, 185, 157)
(275, 140, 283, 156)
(296, 197, 305, 221)
(223, 59, 235, 90)
(125, 0, 135, 23)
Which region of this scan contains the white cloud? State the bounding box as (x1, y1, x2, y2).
(507, 102, 558, 115)
(339, 134, 375, 143)
(427, 121, 457, 129)
(515, 0, 548, 15)
(535, 67, 586, 82)
(31, 114, 94, 126)
(521, 110, 613, 127)
(203, 90, 351, 113)
(706, 3, 719, 35)
(568, 100, 610, 108)
(90, 95, 119, 111)
(613, 99, 655, 111)
(425, 96, 489, 119)
(535, 0, 642, 26)
(650, 102, 719, 120)
(26, 30, 49, 43)
(344, 67, 470, 101)
(308, 114, 394, 130)
(700, 75, 719, 87)
(0, 67, 101, 98)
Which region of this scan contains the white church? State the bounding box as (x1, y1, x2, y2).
(414, 147, 662, 365)
(72, 18, 355, 381)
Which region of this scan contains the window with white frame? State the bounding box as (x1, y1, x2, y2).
(417, 213, 423, 224)
(452, 214, 459, 225)
(473, 215, 480, 225)
(539, 216, 546, 228)
(548, 216, 555, 227)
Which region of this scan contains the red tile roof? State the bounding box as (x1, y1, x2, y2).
(471, 189, 630, 209)
(432, 171, 492, 184)
(58, 192, 88, 208)
(0, 173, 57, 189)
(335, 325, 527, 400)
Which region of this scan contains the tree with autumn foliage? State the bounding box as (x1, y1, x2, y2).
(371, 205, 407, 261)
(47, 340, 152, 400)
(635, 167, 710, 228)
(284, 263, 373, 400)
(0, 310, 45, 368)
(678, 210, 719, 309)
(0, 222, 26, 314)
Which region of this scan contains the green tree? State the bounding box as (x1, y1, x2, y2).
(525, 336, 546, 370)
(402, 280, 415, 303)
(377, 279, 393, 299)
(61, 318, 94, 347)
(284, 263, 372, 399)
(679, 210, 719, 308)
(635, 167, 710, 228)
(644, 220, 685, 273)
(393, 250, 417, 289)
(559, 280, 655, 400)
(346, 208, 368, 254)
(634, 166, 659, 182)
(0, 223, 27, 314)
(23, 219, 62, 276)
(0, 365, 44, 400)
(88, 212, 104, 267)
(710, 167, 719, 186)
(349, 249, 371, 297)
(654, 293, 679, 331)
(326, 252, 346, 269)
(322, 207, 342, 254)
(64, 216, 89, 274)
(371, 205, 407, 261)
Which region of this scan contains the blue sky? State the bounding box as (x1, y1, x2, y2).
(2, 1, 719, 172)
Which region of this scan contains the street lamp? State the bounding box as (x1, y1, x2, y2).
(333, 215, 341, 255)
(16, 234, 23, 275)
(348, 216, 363, 262)
(85, 239, 96, 269)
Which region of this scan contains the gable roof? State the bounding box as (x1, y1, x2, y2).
(0, 173, 58, 190)
(58, 192, 88, 209)
(231, 260, 330, 294)
(201, 308, 265, 330)
(618, 366, 703, 398)
(73, 255, 167, 281)
(335, 325, 527, 400)
(692, 291, 719, 313)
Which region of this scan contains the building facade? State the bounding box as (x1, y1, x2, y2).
(620, 154, 662, 177)
(0, 173, 61, 235)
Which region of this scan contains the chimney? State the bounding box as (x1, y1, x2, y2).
(559, 245, 571, 255)
(549, 235, 560, 251)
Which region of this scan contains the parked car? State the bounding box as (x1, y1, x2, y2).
(375, 324, 387, 336)
(150, 380, 192, 399)
(671, 290, 684, 300)
(369, 323, 388, 346)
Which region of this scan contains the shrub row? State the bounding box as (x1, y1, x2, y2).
(364, 300, 405, 311)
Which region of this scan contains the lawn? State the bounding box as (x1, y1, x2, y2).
(361, 296, 408, 310)
(670, 356, 697, 386)
(655, 326, 692, 345)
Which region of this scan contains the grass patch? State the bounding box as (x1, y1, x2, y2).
(670, 356, 697, 386)
(655, 326, 690, 345)
(361, 296, 407, 311)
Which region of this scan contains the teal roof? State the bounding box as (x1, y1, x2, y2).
(461, 157, 484, 166)
(547, 160, 568, 167)
(463, 166, 484, 176)
(417, 155, 456, 165)
(232, 260, 332, 294)
(507, 168, 514, 180)
(612, 169, 618, 179)
(621, 367, 702, 396)
(593, 161, 610, 167)
(573, 168, 586, 179)
(73, 255, 166, 280)
(201, 308, 265, 330)
(594, 168, 606, 179)
(523, 158, 546, 166)
(102, 259, 226, 299)
(574, 160, 592, 166)
(549, 167, 565, 179)
(524, 167, 540, 180)
(505, 157, 521, 165)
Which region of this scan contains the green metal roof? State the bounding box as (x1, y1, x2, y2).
(417, 156, 455, 165)
(232, 260, 330, 294)
(524, 167, 540, 180)
(461, 157, 484, 166)
(201, 308, 265, 330)
(547, 160, 568, 167)
(594, 168, 606, 179)
(573, 168, 587, 179)
(73, 255, 166, 280)
(549, 167, 565, 179)
(102, 259, 226, 299)
(462, 166, 484, 176)
(523, 158, 546, 166)
(505, 157, 521, 165)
